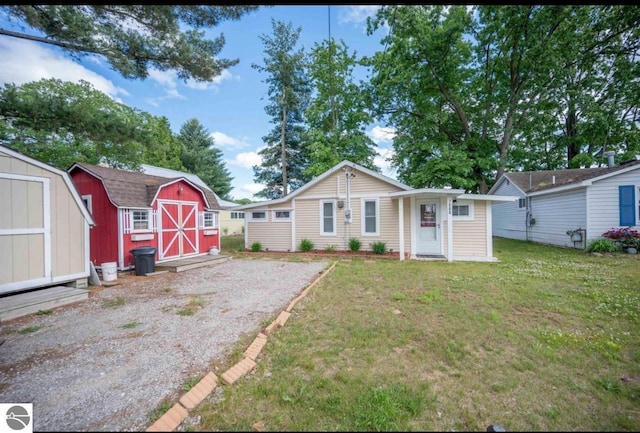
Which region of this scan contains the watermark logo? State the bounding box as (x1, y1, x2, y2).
(0, 404, 32, 433)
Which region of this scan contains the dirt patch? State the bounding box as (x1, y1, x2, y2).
(0, 258, 329, 432)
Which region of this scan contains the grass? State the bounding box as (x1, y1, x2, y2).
(221, 234, 245, 253)
(188, 238, 640, 431)
(102, 296, 125, 308)
(177, 296, 206, 316)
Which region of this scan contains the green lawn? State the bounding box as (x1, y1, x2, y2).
(186, 238, 640, 431)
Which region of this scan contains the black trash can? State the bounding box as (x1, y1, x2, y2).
(130, 246, 157, 276)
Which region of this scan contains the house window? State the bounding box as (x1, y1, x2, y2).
(452, 201, 474, 220)
(250, 211, 267, 222)
(202, 212, 216, 228)
(321, 201, 335, 235)
(81, 194, 92, 215)
(273, 210, 291, 221)
(231, 212, 245, 219)
(362, 198, 379, 236)
(619, 185, 636, 226)
(131, 210, 150, 231)
(518, 198, 526, 209)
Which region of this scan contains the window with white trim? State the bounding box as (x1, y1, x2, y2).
(362, 198, 379, 236)
(250, 211, 267, 222)
(202, 211, 216, 228)
(518, 198, 526, 209)
(273, 210, 291, 221)
(320, 201, 336, 235)
(132, 210, 150, 231)
(81, 194, 92, 215)
(452, 200, 474, 220)
(230, 211, 245, 219)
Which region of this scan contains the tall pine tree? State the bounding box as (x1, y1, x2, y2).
(177, 118, 233, 200)
(252, 19, 311, 199)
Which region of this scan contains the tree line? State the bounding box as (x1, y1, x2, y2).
(1, 5, 638, 199)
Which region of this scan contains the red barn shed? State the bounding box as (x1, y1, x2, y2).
(68, 162, 221, 271)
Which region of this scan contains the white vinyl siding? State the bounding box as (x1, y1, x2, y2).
(528, 188, 587, 247)
(587, 169, 640, 239)
(491, 180, 527, 241)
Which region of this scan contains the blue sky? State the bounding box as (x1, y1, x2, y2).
(0, 5, 397, 201)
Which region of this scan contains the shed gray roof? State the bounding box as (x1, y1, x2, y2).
(70, 162, 220, 210)
(501, 159, 640, 194)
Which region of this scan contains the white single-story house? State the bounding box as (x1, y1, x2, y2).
(0, 144, 95, 295)
(140, 164, 244, 235)
(488, 154, 640, 249)
(233, 160, 516, 262)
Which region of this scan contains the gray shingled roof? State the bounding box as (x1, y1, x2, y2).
(504, 160, 640, 193)
(70, 162, 220, 210)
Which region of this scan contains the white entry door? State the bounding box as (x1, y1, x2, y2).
(416, 200, 441, 255)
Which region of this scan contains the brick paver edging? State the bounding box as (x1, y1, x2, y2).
(145, 260, 338, 432)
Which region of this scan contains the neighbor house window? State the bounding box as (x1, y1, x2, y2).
(362, 198, 379, 236)
(518, 198, 526, 209)
(619, 185, 636, 226)
(250, 211, 267, 222)
(452, 201, 474, 220)
(273, 210, 291, 221)
(131, 210, 150, 231)
(231, 212, 245, 219)
(320, 201, 335, 235)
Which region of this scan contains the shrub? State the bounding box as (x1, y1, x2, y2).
(602, 226, 640, 249)
(348, 237, 361, 252)
(250, 241, 262, 252)
(372, 241, 387, 255)
(324, 245, 336, 252)
(587, 238, 621, 253)
(299, 238, 314, 252)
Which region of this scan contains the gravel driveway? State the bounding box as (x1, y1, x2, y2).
(0, 258, 329, 432)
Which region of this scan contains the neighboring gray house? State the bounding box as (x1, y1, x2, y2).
(488, 155, 640, 249)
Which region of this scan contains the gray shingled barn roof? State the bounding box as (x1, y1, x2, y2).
(70, 162, 220, 210)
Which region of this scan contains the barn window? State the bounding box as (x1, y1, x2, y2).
(132, 210, 150, 231)
(81, 194, 93, 215)
(202, 212, 216, 228)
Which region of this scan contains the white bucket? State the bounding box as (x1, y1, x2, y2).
(209, 247, 219, 255)
(101, 262, 118, 282)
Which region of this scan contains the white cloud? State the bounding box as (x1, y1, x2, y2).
(145, 67, 235, 105)
(185, 69, 235, 90)
(210, 131, 251, 150)
(0, 38, 129, 100)
(228, 151, 263, 169)
(337, 6, 380, 26)
(375, 146, 397, 179)
(368, 125, 396, 145)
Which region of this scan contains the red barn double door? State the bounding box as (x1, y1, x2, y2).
(158, 200, 199, 260)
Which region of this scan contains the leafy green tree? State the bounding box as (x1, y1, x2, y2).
(366, 5, 640, 193)
(140, 115, 184, 171)
(0, 5, 260, 82)
(252, 19, 312, 198)
(304, 39, 379, 177)
(178, 118, 233, 199)
(0, 78, 156, 169)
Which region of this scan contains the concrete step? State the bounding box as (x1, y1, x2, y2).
(155, 255, 231, 273)
(0, 286, 89, 322)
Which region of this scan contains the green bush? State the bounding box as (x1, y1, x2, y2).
(349, 237, 361, 252)
(324, 245, 336, 252)
(250, 241, 262, 252)
(372, 241, 387, 255)
(587, 238, 621, 253)
(299, 238, 314, 252)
